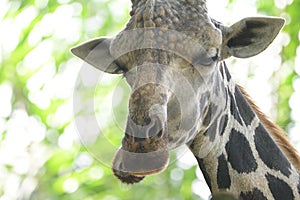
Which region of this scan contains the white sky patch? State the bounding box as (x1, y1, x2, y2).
(3, 174, 21, 200)
(0, 19, 20, 54)
(208, 0, 257, 24)
(73, 114, 101, 144)
(207, 0, 229, 22)
(0, 6, 37, 55)
(26, 62, 56, 92)
(63, 178, 79, 193)
(0, 83, 13, 118)
(14, 6, 37, 30)
(170, 168, 184, 181)
(94, 87, 118, 129)
(26, 57, 81, 110)
(51, 59, 81, 98)
(19, 177, 38, 199)
(108, 0, 129, 21)
(80, 65, 103, 87)
(175, 146, 197, 170)
(192, 179, 211, 200)
(58, 0, 71, 4)
(27, 3, 82, 46)
(295, 46, 300, 75)
(2, 110, 46, 156)
(75, 152, 94, 169)
(23, 40, 54, 71)
(55, 100, 74, 124)
(112, 86, 125, 107)
(0, 0, 9, 20)
(28, 91, 51, 110)
(52, 5, 82, 42)
(0, 118, 6, 135)
(195, 167, 212, 199)
(275, 0, 294, 9)
(34, 0, 49, 9)
(0, 108, 49, 199)
(290, 77, 300, 150)
(89, 166, 104, 180)
(58, 122, 79, 149)
(290, 45, 300, 151)
(85, 15, 105, 34)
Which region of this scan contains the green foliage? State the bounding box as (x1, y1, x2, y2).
(0, 0, 299, 200)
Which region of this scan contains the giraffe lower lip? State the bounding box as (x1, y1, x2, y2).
(112, 147, 170, 177)
(128, 157, 170, 176)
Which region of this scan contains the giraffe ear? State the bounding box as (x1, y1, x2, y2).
(71, 37, 123, 74)
(220, 17, 285, 60)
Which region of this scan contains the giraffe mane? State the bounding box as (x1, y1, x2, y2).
(237, 84, 300, 172)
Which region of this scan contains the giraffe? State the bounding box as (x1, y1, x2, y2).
(71, 0, 300, 199)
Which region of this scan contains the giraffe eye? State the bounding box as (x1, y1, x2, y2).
(193, 50, 219, 67)
(209, 48, 219, 62)
(211, 54, 218, 62)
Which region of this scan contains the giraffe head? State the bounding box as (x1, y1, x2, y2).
(71, 0, 284, 184)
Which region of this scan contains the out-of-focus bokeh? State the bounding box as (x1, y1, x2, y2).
(0, 0, 299, 199)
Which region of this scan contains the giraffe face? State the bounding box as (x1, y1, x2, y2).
(71, 0, 285, 184)
(108, 1, 223, 183)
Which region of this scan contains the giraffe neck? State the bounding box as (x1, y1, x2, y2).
(189, 62, 300, 199)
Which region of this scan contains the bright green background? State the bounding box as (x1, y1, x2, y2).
(0, 0, 299, 199)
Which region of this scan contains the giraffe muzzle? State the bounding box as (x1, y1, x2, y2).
(112, 115, 169, 184)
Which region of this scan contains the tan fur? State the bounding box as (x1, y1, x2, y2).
(237, 84, 300, 172)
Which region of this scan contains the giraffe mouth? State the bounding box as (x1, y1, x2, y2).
(112, 147, 169, 184)
(112, 109, 170, 183)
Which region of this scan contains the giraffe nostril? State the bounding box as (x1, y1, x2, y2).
(145, 116, 151, 125)
(148, 118, 165, 138)
(157, 129, 163, 138)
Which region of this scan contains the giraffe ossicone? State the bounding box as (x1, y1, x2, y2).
(72, 0, 300, 199)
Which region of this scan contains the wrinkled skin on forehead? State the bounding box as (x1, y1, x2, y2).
(113, 0, 221, 69)
(71, 0, 285, 184)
